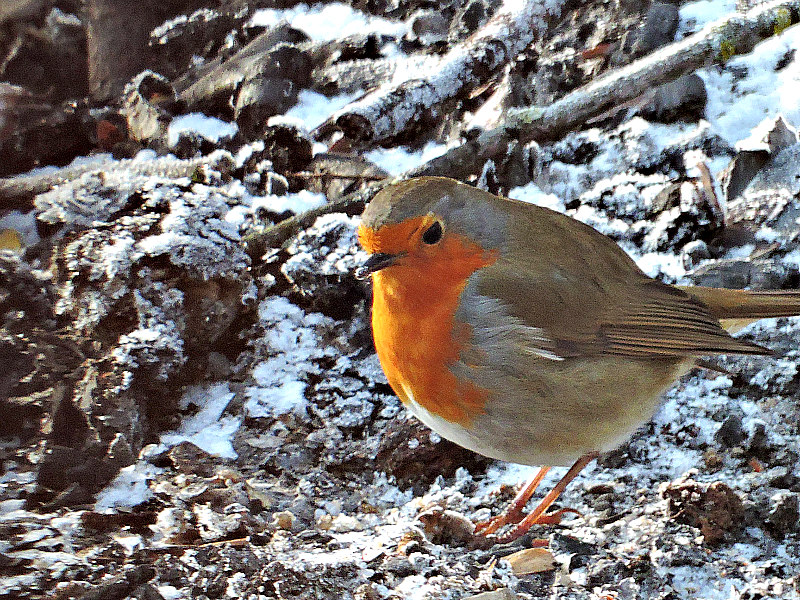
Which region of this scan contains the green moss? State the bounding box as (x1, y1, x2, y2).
(719, 39, 736, 62)
(774, 7, 792, 36)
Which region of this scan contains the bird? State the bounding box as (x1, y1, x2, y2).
(356, 175, 800, 543)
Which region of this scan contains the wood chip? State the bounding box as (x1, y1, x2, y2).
(503, 547, 557, 575)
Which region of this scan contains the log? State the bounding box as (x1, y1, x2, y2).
(0, 154, 223, 211)
(318, 0, 567, 144)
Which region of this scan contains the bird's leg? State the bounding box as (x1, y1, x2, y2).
(492, 452, 599, 544)
(474, 466, 551, 535)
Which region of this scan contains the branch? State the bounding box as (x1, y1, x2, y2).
(317, 0, 567, 144)
(0, 154, 221, 212)
(412, 0, 800, 177)
(247, 0, 799, 257)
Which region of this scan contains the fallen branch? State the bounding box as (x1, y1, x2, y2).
(248, 0, 799, 257)
(317, 0, 566, 144)
(0, 154, 224, 211)
(412, 0, 800, 177)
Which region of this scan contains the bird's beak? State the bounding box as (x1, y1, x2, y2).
(355, 252, 402, 280)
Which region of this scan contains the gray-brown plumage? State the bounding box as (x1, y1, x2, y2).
(359, 176, 800, 467)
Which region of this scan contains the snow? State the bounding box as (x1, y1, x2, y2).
(245, 297, 336, 418)
(365, 141, 451, 176)
(157, 585, 184, 600)
(509, 181, 566, 212)
(251, 189, 327, 215)
(284, 90, 360, 130)
(250, 2, 407, 42)
(167, 113, 238, 147)
(95, 384, 240, 511)
(95, 463, 163, 511)
(160, 383, 240, 459)
(700, 23, 800, 148)
(678, 0, 738, 37)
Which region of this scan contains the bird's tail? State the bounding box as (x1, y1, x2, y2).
(678, 286, 800, 333)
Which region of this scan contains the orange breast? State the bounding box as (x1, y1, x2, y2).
(369, 233, 498, 426)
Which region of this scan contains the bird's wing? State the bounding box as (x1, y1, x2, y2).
(473, 200, 768, 359)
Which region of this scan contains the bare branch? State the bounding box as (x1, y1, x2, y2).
(244, 0, 800, 258)
(413, 0, 800, 176)
(318, 0, 567, 144)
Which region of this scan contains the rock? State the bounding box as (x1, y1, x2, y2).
(720, 150, 770, 205)
(744, 143, 800, 198)
(682, 239, 712, 266)
(715, 414, 747, 448)
(168, 442, 218, 477)
(633, 2, 679, 57)
(641, 74, 707, 123)
(503, 547, 557, 575)
(765, 492, 800, 537)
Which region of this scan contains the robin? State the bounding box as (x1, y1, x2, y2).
(356, 176, 800, 543)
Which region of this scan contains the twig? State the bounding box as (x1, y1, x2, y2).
(243, 183, 384, 259)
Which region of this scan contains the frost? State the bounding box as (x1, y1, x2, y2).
(95, 463, 163, 510)
(245, 297, 337, 418)
(160, 384, 240, 459)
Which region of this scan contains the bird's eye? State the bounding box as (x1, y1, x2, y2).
(422, 221, 443, 244)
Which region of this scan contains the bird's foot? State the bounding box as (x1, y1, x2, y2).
(474, 507, 579, 540)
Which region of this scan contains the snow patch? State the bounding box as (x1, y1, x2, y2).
(160, 383, 240, 459)
(250, 3, 407, 42)
(167, 113, 238, 147)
